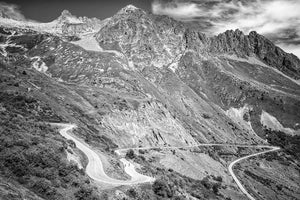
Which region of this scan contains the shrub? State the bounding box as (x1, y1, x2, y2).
(127, 188, 138, 198)
(152, 179, 173, 198)
(138, 149, 145, 154)
(126, 149, 135, 159)
(212, 183, 221, 194)
(200, 177, 212, 190)
(214, 176, 223, 182)
(74, 184, 93, 200)
(202, 113, 211, 119)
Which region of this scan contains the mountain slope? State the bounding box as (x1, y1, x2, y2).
(0, 4, 299, 200)
(0, 9, 104, 36)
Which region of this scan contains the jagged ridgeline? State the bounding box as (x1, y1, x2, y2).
(0, 4, 299, 200)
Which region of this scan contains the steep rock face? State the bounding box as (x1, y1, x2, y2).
(103, 100, 198, 147)
(209, 29, 253, 56)
(176, 51, 300, 137)
(96, 10, 300, 139)
(95, 5, 186, 70)
(208, 30, 300, 79)
(57, 10, 103, 36)
(96, 10, 300, 80)
(248, 31, 300, 79)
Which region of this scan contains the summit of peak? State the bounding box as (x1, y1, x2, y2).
(117, 4, 144, 14)
(124, 4, 138, 10)
(60, 10, 72, 17)
(56, 9, 83, 24)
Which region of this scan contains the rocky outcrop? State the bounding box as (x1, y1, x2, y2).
(95, 5, 186, 70)
(208, 29, 300, 79)
(57, 10, 103, 36)
(248, 31, 300, 79)
(95, 7, 300, 80)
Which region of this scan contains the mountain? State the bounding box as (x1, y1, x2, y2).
(0, 4, 300, 200)
(0, 9, 104, 36)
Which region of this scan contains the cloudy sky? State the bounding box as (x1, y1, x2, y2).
(1, 0, 300, 58)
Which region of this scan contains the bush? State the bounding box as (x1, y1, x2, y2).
(126, 188, 138, 198)
(202, 113, 211, 119)
(152, 179, 174, 198)
(138, 149, 145, 154)
(126, 149, 135, 159)
(74, 184, 93, 200)
(265, 129, 300, 160)
(201, 177, 212, 190)
(214, 176, 223, 182)
(212, 183, 221, 194)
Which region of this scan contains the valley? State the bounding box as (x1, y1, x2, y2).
(0, 3, 299, 200)
(56, 122, 282, 200)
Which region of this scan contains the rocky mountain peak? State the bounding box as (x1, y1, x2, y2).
(56, 9, 82, 24)
(122, 4, 138, 11)
(116, 4, 146, 17)
(60, 10, 73, 18)
(95, 5, 186, 70)
(205, 29, 300, 79)
(96, 6, 300, 79)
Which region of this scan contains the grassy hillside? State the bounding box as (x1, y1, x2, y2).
(0, 63, 100, 199)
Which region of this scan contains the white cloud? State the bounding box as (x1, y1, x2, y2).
(152, 1, 202, 19)
(151, 0, 300, 58)
(212, 0, 300, 35)
(0, 2, 26, 21)
(277, 43, 300, 58)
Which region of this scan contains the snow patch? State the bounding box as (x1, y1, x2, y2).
(63, 16, 82, 24)
(127, 60, 135, 70)
(126, 5, 138, 10)
(71, 33, 125, 58)
(31, 57, 48, 73)
(71, 34, 102, 52)
(0, 44, 7, 56)
(169, 62, 178, 73)
(260, 110, 299, 135)
(121, 5, 138, 13)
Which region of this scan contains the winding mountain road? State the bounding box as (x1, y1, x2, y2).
(54, 123, 280, 200)
(116, 143, 280, 200)
(228, 146, 280, 200)
(54, 123, 155, 185)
